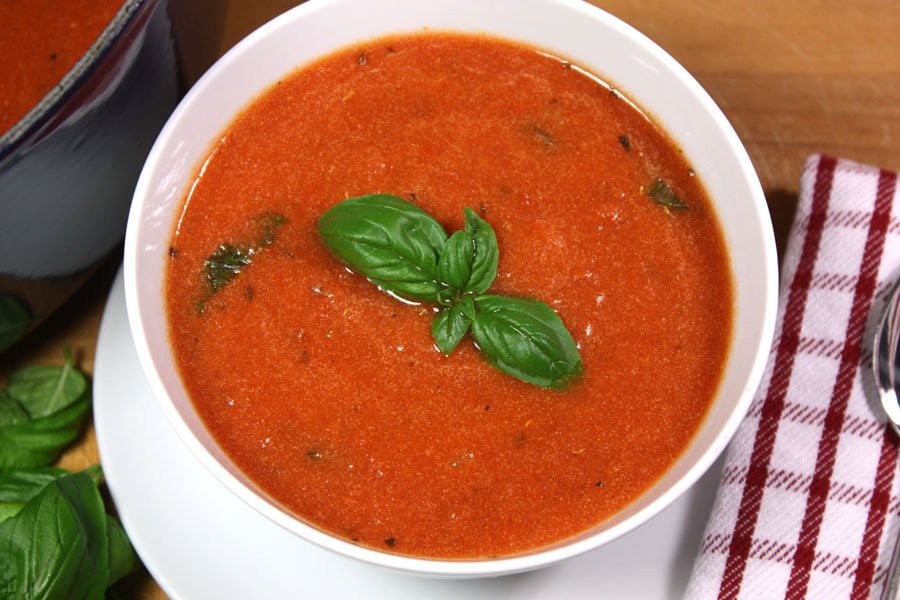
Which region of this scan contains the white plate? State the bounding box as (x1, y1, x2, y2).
(95, 267, 722, 599)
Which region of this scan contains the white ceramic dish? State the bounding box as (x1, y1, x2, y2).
(96, 268, 724, 598)
(124, 0, 777, 578)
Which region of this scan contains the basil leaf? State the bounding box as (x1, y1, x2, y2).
(471, 295, 582, 389)
(106, 515, 138, 586)
(0, 471, 109, 600)
(0, 407, 91, 472)
(204, 243, 252, 294)
(318, 194, 449, 303)
(0, 396, 91, 472)
(198, 212, 287, 311)
(462, 208, 499, 294)
(7, 349, 86, 417)
(0, 392, 29, 428)
(432, 298, 475, 355)
(318, 196, 583, 388)
(437, 230, 474, 294)
(0, 352, 91, 471)
(0, 295, 31, 354)
(647, 178, 687, 210)
(437, 209, 499, 296)
(0, 467, 69, 524)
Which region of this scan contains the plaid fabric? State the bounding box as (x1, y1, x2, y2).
(686, 155, 900, 599)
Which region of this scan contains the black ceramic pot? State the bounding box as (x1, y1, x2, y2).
(0, 0, 180, 352)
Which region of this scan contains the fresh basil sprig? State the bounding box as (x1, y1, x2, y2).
(0, 466, 70, 524)
(0, 353, 139, 597)
(0, 295, 32, 355)
(0, 349, 90, 471)
(0, 468, 138, 598)
(318, 194, 582, 389)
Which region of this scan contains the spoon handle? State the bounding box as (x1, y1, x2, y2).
(884, 533, 900, 600)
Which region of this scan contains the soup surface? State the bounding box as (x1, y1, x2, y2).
(0, 0, 123, 136)
(166, 33, 733, 558)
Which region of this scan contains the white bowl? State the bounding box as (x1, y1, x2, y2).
(124, 0, 778, 578)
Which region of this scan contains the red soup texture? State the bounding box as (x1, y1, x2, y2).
(166, 33, 733, 559)
(0, 0, 123, 135)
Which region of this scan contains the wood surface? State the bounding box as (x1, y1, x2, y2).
(1, 1, 898, 597)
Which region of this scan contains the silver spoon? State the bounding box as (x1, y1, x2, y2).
(872, 279, 900, 600)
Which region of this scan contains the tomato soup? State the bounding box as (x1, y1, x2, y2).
(0, 0, 123, 135)
(166, 34, 733, 558)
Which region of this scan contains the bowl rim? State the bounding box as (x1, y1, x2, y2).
(124, 0, 778, 577)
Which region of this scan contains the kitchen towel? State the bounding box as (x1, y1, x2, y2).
(686, 155, 900, 599)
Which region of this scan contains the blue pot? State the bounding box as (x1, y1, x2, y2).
(0, 0, 180, 351)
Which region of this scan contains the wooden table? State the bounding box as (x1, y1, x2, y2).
(2, 1, 898, 597)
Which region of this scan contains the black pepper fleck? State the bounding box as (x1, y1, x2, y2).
(385, 537, 397, 547)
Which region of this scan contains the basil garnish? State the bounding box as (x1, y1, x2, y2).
(647, 178, 687, 209)
(0, 349, 90, 471)
(318, 194, 449, 303)
(432, 297, 474, 355)
(437, 208, 499, 296)
(0, 353, 139, 596)
(198, 211, 287, 312)
(0, 467, 69, 524)
(471, 295, 583, 389)
(318, 194, 582, 389)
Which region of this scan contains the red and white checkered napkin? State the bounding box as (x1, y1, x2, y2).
(686, 155, 900, 599)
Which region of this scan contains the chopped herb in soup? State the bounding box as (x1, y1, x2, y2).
(166, 33, 733, 559)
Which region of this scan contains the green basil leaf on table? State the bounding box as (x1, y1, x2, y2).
(0, 471, 109, 600)
(471, 295, 582, 389)
(432, 297, 475, 355)
(0, 466, 70, 524)
(6, 348, 86, 416)
(0, 392, 29, 428)
(318, 194, 450, 303)
(0, 295, 31, 354)
(0, 399, 91, 472)
(106, 514, 139, 587)
(436, 208, 499, 296)
(0, 351, 91, 471)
